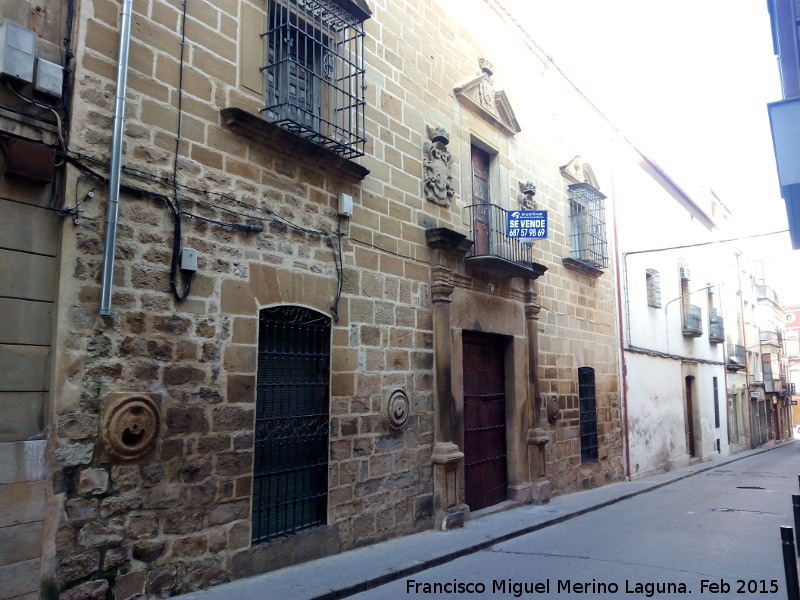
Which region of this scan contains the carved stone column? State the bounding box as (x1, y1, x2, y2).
(524, 279, 551, 504)
(430, 266, 467, 529)
(426, 228, 472, 529)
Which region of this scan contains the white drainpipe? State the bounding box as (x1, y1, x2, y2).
(99, 0, 133, 315)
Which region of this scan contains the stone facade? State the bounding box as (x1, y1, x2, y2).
(0, 0, 629, 597)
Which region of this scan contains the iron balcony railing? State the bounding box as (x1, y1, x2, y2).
(756, 284, 781, 305)
(682, 305, 702, 337)
(765, 376, 782, 394)
(728, 344, 747, 369)
(464, 203, 535, 268)
(708, 309, 724, 343)
(760, 331, 785, 353)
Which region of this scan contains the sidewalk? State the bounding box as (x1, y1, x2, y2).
(179, 442, 795, 600)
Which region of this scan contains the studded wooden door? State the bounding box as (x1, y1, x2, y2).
(462, 331, 507, 511)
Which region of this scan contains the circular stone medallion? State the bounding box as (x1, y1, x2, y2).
(387, 389, 410, 429)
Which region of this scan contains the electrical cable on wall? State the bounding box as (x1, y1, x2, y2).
(0, 0, 347, 319)
(62, 149, 346, 319)
(539, 304, 612, 329)
(168, 0, 193, 303)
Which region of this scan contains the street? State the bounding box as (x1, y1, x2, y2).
(351, 443, 800, 600)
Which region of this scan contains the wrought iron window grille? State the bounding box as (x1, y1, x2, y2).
(568, 182, 608, 269)
(578, 366, 599, 463)
(645, 268, 661, 308)
(261, 0, 368, 159)
(252, 305, 331, 543)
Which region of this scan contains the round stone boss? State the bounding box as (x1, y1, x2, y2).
(103, 395, 160, 460)
(386, 388, 410, 429)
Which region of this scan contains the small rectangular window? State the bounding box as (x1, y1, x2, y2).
(645, 269, 661, 308)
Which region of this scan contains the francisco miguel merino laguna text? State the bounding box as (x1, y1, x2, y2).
(406, 578, 689, 597)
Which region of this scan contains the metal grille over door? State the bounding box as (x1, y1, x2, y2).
(252, 306, 331, 543)
(462, 331, 507, 511)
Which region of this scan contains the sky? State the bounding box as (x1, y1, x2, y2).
(498, 1, 800, 302)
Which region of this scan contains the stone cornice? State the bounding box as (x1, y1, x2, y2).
(562, 257, 604, 278)
(220, 108, 370, 182)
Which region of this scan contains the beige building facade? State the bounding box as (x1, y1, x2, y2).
(0, 0, 629, 597)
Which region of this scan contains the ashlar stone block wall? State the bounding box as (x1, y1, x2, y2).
(42, 0, 624, 597)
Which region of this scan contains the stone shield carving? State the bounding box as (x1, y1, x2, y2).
(423, 125, 455, 207)
(518, 181, 537, 210)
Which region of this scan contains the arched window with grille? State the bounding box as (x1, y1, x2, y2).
(252, 305, 331, 543)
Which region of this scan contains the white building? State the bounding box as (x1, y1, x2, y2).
(615, 159, 731, 478)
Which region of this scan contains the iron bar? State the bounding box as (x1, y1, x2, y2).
(795, 494, 800, 557)
(782, 526, 800, 600)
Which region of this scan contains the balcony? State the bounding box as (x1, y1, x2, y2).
(728, 344, 746, 371)
(464, 203, 547, 279)
(708, 309, 724, 343)
(756, 284, 781, 305)
(682, 305, 702, 337)
(760, 331, 785, 354)
(765, 376, 783, 394)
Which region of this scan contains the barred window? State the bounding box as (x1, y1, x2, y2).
(568, 183, 608, 269)
(578, 366, 599, 463)
(263, 0, 369, 158)
(645, 269, 661, 308)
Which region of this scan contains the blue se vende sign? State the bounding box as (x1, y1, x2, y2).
(507, 210, 548, 239)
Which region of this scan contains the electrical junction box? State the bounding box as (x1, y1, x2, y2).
(0, 21, 35, 83)
(34, 58, 62, 97)
(181, 247, 198, 271)
(338, 193, 353, 217)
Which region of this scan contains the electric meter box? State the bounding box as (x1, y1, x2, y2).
(0, 21, 35, 83)
(35, 58, 62, 97)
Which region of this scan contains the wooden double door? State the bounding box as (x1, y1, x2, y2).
(462, 331, 508, 511)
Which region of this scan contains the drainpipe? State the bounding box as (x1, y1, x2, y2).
(609, 166, 631, 480)
(99, 0, 133, 315)
(736, 255, 755, 448)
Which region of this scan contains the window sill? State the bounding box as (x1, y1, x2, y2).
(220, 108, 370, 182)
(562, 257, 604, 278)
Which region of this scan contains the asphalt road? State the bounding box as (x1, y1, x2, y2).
(350, 443, 800, 600)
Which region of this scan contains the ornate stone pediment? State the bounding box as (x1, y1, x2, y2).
(560, 155, 600, 189)
(454, 59, 521, 136)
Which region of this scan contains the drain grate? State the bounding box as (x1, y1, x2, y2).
(736, 485, 765, 490)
